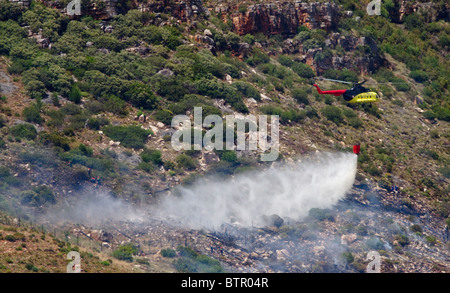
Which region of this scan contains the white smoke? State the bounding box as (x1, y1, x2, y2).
(45, 191, 145, 225)
(45, 152, 357, 230)
(157, 152, 357, 229)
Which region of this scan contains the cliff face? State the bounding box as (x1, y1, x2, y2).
(388, 0, 450, 23)
(216, 2, 340, 36)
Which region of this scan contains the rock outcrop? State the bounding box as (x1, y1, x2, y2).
(283, 32, 385, 75)
(388, 0, 450, 23)
(216, 2, 340, 36)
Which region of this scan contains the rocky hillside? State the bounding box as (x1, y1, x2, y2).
(0, 0, 449, 273)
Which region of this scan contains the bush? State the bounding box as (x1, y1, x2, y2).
(232, 81, 261, 101)
(112, 243, 138, 262)
(220, 150, 237, 163)
(68, 83, 82, 104)
(25, 79, 46, 99)
(141, 148, 163, 166)
(40, 131, 71, 151)
(409, 70, 429, 83)
(102, 125, 153, 149)
(153, 109, 174, 125)
(174, 246, 223, 273)
(347, 116, 363, 128)
(10, 123, 37, 140)
(366, 237, 384, 250)
(60, 103, 82, 115)
(340, 252, 354, 265)
(22, 104, 43, 124)
(409, 224, 423, 234)
(393, 79, 410, 92)
(291, 88, 309, 105)
(195, 78, 248, 113)
(124, 83, 159, 110)
(5, 233, 26, 242)
(78, 144, 93, 157)
(160, 248, 176, 258)
(425, 235, 437, 246)
(176, 154, 198, 170)
(20, 185, 55, 206)
(291, 61, 315, 78)
(321, 105, 344, 125)
(308, 208, 334, 221)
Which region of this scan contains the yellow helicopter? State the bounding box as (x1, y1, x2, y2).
(313, 78, 379, 103)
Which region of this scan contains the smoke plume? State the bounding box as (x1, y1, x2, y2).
(157, 152, 357, 229)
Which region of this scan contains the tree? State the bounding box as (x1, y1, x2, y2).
(68, 83, 82, 104)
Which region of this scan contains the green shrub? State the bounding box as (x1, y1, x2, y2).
(393, 79, 410, 92)
(347, 116, 363, 128)
(22, 104, 43, 124)
(102, 125, 153, 149)
(409, 70, 429, 83)
(86, 117, 109, 130)
(409, 224, 423, 234)
(194, 78, 248, 113)
(291, 62, 315, 78)
(160, 248, 176, 258)
(174, 246, 223, 273)
(39, 131, 71, 151)
(395, 234, 410, 247)
(153, 109, 174, 125)
(425, 235, 437, 246)
(340, 252, 354, 265)
(20, 185, 55, 207)
(10, 123, 37, 140)
(174, 257, 198, 273)
(366, 237, 384, 250)
(246, 47, 270, 66)
(78, 144, 93, 157)
(291, 88, 309, 105)
(278, 55, 294, 67)
(60, 103, 82, 115)
(124, 82, 159, 110)
(141, 148, 163, 166)
(308, 208, 334, 221)
(176, 154, 198, 170)
(232, 81, 261, 100)
(112, 243, 138, 262)
(220, 150, 237, 163)
(320, 105, 344, 125)
(102, 95, 128, 117)
(68, 83, 82, 104)
(5, 232, 25, 242)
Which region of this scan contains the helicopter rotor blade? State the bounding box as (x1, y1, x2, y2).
(317, 77, 353, 84)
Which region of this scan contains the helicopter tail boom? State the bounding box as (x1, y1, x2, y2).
(313, 84, 346, 96)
